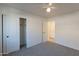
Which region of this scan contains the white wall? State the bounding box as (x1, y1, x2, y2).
(0, 9, 2, 56)
(26, 13, 43, 48)
(1, 6, 47, 53)
(50, 11, 79, 50)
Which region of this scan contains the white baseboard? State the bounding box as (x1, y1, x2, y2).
(54, 41, 79, 51)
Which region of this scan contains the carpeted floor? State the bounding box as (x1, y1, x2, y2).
(6, 42, 79, 56)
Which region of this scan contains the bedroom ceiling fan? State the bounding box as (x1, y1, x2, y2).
(43, 3, 56, 13)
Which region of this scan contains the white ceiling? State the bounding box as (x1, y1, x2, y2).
(1, 3, 79, 18)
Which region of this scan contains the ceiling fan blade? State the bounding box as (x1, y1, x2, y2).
(42, 7, 49, 8)
(50, 7, 56, 9)
(43, 6, 56, 9)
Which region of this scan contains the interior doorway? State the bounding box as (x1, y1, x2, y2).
(48, 21, 55, 42)
(20, 18, 26, 49)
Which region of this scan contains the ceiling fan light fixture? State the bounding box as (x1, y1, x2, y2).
(46, 7, 51, 13)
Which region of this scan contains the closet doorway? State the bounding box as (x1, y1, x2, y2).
(20, 18, 26, 49)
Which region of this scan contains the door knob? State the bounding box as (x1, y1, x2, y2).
(6, 36, 9, 38)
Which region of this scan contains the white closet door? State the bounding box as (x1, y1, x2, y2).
(3, 14, 19, 54)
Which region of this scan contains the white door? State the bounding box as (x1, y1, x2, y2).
(3, 14, 19, 54)
(42, 20, 48, 42)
